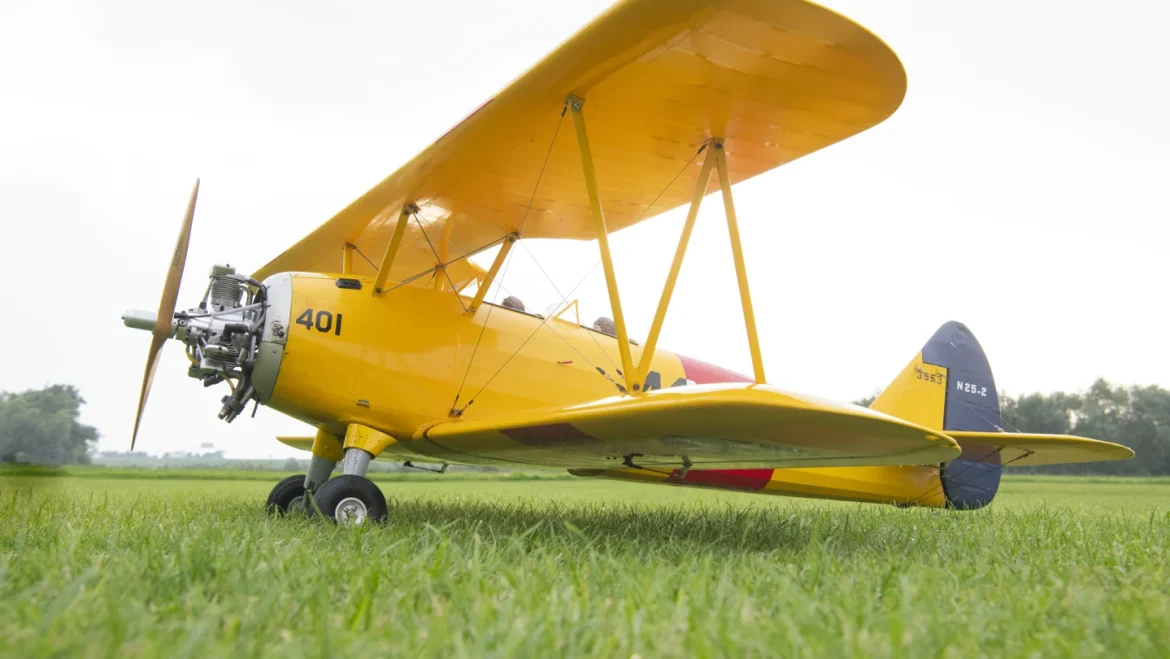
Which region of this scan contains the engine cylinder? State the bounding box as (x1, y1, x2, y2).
(208, 264, 244, 310)
(210, 277, 242, 310)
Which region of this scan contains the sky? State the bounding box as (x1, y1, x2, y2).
(1, 0, 1167, 458)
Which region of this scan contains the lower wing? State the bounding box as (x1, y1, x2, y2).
(406, 383, 961, 470)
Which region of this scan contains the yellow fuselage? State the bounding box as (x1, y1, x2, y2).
(267, 273, 946, 507)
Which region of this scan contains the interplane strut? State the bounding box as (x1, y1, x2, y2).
(567, 96, 636, 387)
(568, 94, 767, 389)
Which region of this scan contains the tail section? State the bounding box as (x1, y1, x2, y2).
(571, 321, 1132, 509)
(872, 321, 1002, 509)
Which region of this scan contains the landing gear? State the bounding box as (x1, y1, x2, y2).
(314, 474, 389, 525)
(266, 474, 310, 515)
(268, 426, 394, 525)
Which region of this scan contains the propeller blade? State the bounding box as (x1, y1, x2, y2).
(155, 179, 199, 336)
(131, 178, 199, 450)
(131, 333, 168, 451)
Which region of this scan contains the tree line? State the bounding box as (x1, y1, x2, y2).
(0, 385, 98, 465)
(856, 377, 1170, 476)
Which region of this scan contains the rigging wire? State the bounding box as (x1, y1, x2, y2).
(348, 243, 378, 270)
(455, 300, 617, 416)
(918, 448, 1035, 509)
(536, 311, 628, 394)
(377, 234, 508, 295)
(908, 438, 1037, 509)
(518, 239, 618, 373)
(447, 105, 566, 414)
(906, 399, 1034, 506)
(480, 275, 625, 391)
(448, 237, 520, 415)
(516, 106, 567, 236)
(907, 445, 1002, 507)
(410, 212, 468, 313)
(512, 141, 714, 378)
(451, 138, 711, 413)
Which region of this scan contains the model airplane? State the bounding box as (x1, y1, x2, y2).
(123, 0, 1132, 524)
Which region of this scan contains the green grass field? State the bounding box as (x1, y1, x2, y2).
(0, 470, 1166, 657)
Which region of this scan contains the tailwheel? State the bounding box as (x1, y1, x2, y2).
(266, 474, 310, 515)
(313, 475, 388, 525)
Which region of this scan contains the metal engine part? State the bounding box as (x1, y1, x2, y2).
(175, 264, 267, 422)
(208, 263, 246, 311)
(122, 264, 292, 429)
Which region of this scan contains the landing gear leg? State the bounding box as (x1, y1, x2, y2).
(266, 428, 342, 516)
(341, 447, 372, 477)
(305, 453, 338, 492)
(313, 425, 396, 525)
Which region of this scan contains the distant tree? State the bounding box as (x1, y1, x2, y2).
(853, 395, 877, 408)
(0, 385, 99, 465)
(282, 457, 302, 472)
(999, 378, 1169, 476)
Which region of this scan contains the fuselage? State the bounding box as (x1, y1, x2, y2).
(258, 272, 949, 507)
(266, 272, 694, 457)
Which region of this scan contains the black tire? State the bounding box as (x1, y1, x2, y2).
(313, 475, 388, 524)
(266, 474, 308, 515)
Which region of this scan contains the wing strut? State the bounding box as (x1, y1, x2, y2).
(568, 93, 767, 390)
(467, 234, 517, 314)
(568, 96, 636, 387)
(372, 204, 417, 295)
(713, 141, 766, 384)
(635, 143, 717, 387)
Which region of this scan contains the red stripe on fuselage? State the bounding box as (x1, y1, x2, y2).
(676, 354, 753, 385)
(665, 468, 773, 491)
(670, 354, 771, 491)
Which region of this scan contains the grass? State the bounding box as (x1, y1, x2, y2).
(0, 472, 1166, 657)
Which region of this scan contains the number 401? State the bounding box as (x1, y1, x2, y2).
(295, 309, 343, 335)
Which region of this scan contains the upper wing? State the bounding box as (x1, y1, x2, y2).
(946, 431, 1135, 467)
(253, 0, 906, 283)
(408, 383, 959, 470)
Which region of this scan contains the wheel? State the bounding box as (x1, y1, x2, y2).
(312, 475, 388, 525)
(266, 474, 309, 515)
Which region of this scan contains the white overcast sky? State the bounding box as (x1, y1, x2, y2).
(1, 0, 1167, 458)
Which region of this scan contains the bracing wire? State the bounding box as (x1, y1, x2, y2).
(349, 244, 378, 270)
(410, 212, 468, 313)
(377, 234, 508, 295)
(518, 239, 618, 373)
(456, 297, 628, 416)
(908, 446, 1002, 507)
(452, 138, 711, 413)
(447, 106, 566, 414)
(448, 239, 519, 415)
(516, 106, 567, 236)
(536, 313, 628, 393)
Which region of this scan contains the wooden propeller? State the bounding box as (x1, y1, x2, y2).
(131, 179, 199, 450)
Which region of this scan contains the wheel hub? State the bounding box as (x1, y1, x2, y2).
(335, 497, 368, 525)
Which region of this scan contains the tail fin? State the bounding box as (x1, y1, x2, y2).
(871, 321, 1002, 509)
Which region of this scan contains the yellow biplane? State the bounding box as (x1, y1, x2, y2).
(124, 0, 1132, 524)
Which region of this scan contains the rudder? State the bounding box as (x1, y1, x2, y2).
(871, 321, 1003, 509)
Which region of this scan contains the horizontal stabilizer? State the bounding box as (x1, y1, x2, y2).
(414, 383, 960, 470)
(946, 431, 1134, 467)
